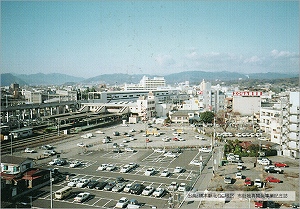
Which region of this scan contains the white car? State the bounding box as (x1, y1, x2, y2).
(74, 192, 90, 203)
(178, 137, 185, 141)
(173, 166, 184, 173)
(77, 142, 86, 147)
(199, 147, 212, 153)
(48, 158, 60, 165)
(67, 178, 79, 187)
(254, 179, 262, 187)
(129, 162, 138, 169)
(106, 164, 116, 171)
(235, 172, 242, 179)
(142, 186, 155, 196)
(144, 168, 155, 176)
(125, 147, 136, 152)
(97, 164, 108, 171)
(189, 160, 202, 166)
(123, 183, 133, 193)
(76, 178, 90, 188)
(152, 188, 165, 197)
(162, 137, 170, 142)
(163, 152, 177, 158)
(69, 161, 81, 168)
(43, 150, 56, 156)
(160, 169, 170, 177)
(120, 164, 131, 173)
(178, 183, 187, 192)
(153, 148, 165, 153)
(24, 148, 35, 153)
(115, 197, 129, 208)
(168, 182, 178, 191)
(95, 130, 104, 134)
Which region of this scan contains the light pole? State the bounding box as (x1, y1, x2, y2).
(50, 170, 53, 208)
(10, 134, 13, 155)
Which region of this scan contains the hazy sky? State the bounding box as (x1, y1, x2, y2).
(1, 1, 299, 78)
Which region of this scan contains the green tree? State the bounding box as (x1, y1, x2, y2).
(200, 111, 214, 124)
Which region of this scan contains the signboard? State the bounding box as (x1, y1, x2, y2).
(233, 91, 262, 97)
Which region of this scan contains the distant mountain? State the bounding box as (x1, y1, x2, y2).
(1, 73, 28, 86)
(15, 73, 84, 85)
(1, 71, 297, 86)
(82, 73, 152, 85)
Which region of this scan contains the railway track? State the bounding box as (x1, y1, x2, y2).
(1, 131, 76, 155)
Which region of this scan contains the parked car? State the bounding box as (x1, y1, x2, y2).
(189, 160, 202, 166)
(224, 176, 232, 184)
(41, 144, 54, 150)
(69, 161, 81, 168)
(120, 164, 131, 173)
(56, 159, 67, 166)
(244, 178, 253, 186)
(153, 148, 165, 153)
(163, 152, 177, 158)
(142, 185, 155, 196)
(94, 181, 107, 190)
(274, 162, 288, 167)
(254, 179, 262, 188)
(144, 168, 155, 176)
(67, 178, 79, 187)
(77, 142, 86, 147)
(86, 180, 99, 189)
(123, 183, 133, 193)
(115, 197, 129, 208)
(152, 187, 165, 197)
(266, 176, 281, 183)
(173, 166, 184, 173)
(168, 182, 178, 191)
(125, 147, 136, 152)
(106, 164, 116, 171)
(104, 181, 116, 191)
(24, 148, 35, 153)
(97, 164, 108, 171)
(76, 178, 90, 188)
(160, 169, 170, 177)
(178, 183, 187, 192)
(199, 147, 212, 153)
(235, 172, 243, 179)
(127, 199, 140, 209)
(237, 163, 245, 170)
(49, 158, 60, 165)
(130, 183, 145, 195)
(74, 192, 90, 203)
(265, 166, 283, 174)
(112, 182, 126, 192)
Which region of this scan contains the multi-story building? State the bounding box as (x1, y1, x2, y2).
(260, 92, 299, 159)
(124, 76, 166, 91)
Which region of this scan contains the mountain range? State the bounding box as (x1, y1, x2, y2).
(1, 71, 298, 86)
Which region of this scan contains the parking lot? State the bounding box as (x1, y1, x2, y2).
(17, 122, 299, 208)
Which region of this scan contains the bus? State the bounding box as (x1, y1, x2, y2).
(55, 186, 72, 200)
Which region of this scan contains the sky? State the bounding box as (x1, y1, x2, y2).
(1, 1, 299, 78)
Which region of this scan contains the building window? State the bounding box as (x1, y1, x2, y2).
(3, 165, 8, 170)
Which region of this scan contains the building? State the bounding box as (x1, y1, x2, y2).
(232, 91, 262, 115)
(259, 92, 300, 159)
(1, 156, 33, 175)
(124, 76, 166, 91)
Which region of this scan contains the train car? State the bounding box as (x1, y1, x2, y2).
(11, 127, 33, 139)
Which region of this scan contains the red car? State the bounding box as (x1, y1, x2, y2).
(266, 176, 281, 183)
(274, 162, 288, 167)
(244, 177, 253, 186)
(172, 137, 179, 141)
(255, 200, 264, 208)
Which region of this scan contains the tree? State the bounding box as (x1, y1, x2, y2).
(200, 111, 214, 124)
(215, 110, 232, 132)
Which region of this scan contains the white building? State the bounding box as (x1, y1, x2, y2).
(124, 76, 166, 91)
(197, 80, 226, 113)
(260, 92, 299, 159)
(232, 91, 262, 115)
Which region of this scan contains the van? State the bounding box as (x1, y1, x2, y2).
(55, 186, 72, 200)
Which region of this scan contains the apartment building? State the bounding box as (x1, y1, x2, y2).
(260, 92, 299, 159)
(124, 76, 166, 91)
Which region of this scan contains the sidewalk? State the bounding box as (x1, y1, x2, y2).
(179, 156, 215, 209)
